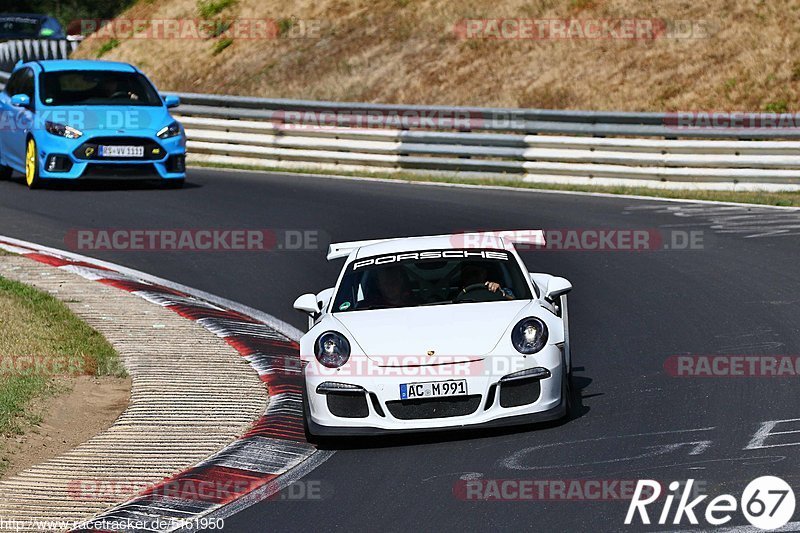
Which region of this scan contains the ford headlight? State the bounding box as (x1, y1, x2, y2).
(157, 121, 181, 139)
(45, 121, 83, 139)
(511, 317, 548, 354)
(314, 331, 351, 368)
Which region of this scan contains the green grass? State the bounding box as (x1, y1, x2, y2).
(276, 17, 296, 37)
(212, 37, 234, 55)
(96, 39, 120, 58)
(764, 100, 789, 113)
(197, 0, 237, 19)
(0, 275, 124, 444)
(192, 161, 800, 208)
(209, 20, 232, 38)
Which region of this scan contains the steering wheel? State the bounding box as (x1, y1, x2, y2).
(452, 283, 505, 303)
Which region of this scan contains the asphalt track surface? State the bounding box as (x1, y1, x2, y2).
(0, 169, 799, 532)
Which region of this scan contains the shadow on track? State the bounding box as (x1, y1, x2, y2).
(6, 175, 198, 192)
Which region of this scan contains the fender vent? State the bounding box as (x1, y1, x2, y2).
(326, 392, 369, 418)
(499, 378, 541, 408)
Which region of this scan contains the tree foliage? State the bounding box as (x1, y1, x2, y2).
(2, 0, 136, 30)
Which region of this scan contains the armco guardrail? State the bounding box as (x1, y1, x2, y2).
(0, 39, 78, 72)
(172, 93, 800, 189)
(1, 59, 799, 188)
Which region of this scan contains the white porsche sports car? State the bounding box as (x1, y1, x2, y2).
(293, 230, 573, 438)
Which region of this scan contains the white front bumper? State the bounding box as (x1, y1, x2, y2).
(304, 344, 564, 433)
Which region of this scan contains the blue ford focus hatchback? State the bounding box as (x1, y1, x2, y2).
(0, 60, 186, 188)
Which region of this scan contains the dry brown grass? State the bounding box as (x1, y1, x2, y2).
(74, 0, 800, 111)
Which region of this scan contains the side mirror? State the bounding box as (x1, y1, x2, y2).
(293, 293, 320, 315)
(163, 95, 180, 108)
(545, 277, 572, 301)
(10, 94, 30, 108)
(315, 288, 334, 313)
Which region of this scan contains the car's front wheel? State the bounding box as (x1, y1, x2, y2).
(25, 138, 42, 189)
(560, 294, 571, 378)
(302, 386, 319, 445)
(560, 354, 573, 421)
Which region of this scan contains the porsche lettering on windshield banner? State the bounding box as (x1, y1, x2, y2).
(351, 249, 509, 271)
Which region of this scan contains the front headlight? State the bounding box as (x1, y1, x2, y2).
(157, 121, 181, 139)
(314, 331, 351, 368)
(45, 121, 83, 139)
(511, 317, 549, 354)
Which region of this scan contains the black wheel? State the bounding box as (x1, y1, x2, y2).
(302, 387, 319, 445)
(560, 354, 573, 421)
(161, 178, 184, 189)
(560, 294, 572, 379)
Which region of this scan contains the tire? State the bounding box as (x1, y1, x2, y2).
(302, 386, 318, 445)
(24, 138, 42, 189)
(559, 296, 573, 421)
(161, 178, 184, 189)
(560, 353, 573, 422)
(560, 294, 572, 378)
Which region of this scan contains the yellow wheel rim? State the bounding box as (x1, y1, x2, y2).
(25, 139, 36, 187)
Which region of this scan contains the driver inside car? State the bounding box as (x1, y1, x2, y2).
(365, 266, 416, 308)
(460, 263, 514, 300)
(98, 76, 139, 101)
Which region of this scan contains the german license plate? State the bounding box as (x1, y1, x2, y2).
(99, 145, 144, 158)
(399, 379, 468, 400)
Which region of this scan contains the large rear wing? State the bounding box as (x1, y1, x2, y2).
(327, 238, 395, 260)
(326, 230, 546, 261)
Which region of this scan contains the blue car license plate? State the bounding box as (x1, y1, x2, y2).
(99, 145, 144, 158)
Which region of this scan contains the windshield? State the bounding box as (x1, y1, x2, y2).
(332, 249, 533, 312)
(0, 17, 41, 39)
(40, 71, 163, 106)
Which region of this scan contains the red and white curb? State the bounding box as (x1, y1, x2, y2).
(0, 236, 333, 533)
